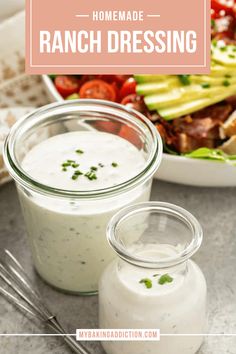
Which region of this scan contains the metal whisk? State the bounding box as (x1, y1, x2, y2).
(0, 249, 90, 354)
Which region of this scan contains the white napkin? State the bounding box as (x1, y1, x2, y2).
(0, 11, 50, 186)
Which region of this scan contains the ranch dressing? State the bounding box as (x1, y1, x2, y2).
(19, 131, 150, 293)
(99, 245, 207, 354)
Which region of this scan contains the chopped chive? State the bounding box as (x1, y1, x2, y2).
(222, 80, 230, 87)
(153, 274, 160, 277)
(201, 83, 211, 89)
(98, 163, 104, 168)
(72, 175, 78, 180)
(139, 278, 152, 289)
(72, 163, 79, 168)
(225, 74, 231, 78)
(220, 46, 227, 52)
(91, 166, 98, 171)
(112, 162, 118, 167)
(67, 160, 75, 163)
(233, 48, 236, 52)
(228, 54, 235, 59)
(85, 172, 97, 180)
(158, 274, 173, 285)
(62, 162, 70, 167)
(212, 39, 217, 47)
(74, 170, 83, 176)
(178, 75, 191, 86)
(211, 19, 215, 28)
(76, 149, 84, 154)
(62, 167, 67, 172)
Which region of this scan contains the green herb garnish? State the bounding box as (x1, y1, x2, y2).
(112, 162, 118, 167)
(91, 166, 98, 171)
(85, 172, 97, 180)
(98, 163, 104, 168)
(178, 75, 191, 86)
(72, 163, 79, 168)
(62, 167, 67, 172)
(153, 274, 160, 277)
(222, 80, 230, 87)
(72, 175, 78, 180)
(225, 74, 232, 78)
(76, 149, 84, 154)
(212, 39, 217, 47)
(62, 162, 71, 167)
(211, 19, 215, 28)
(201, 83, 210, 89)
(139, 278, 152, 289)
(220, 46, 227, 52)
(67, 160, 75, 163)
(228, 54, 235, 59)
(74, 170, 83, 176)
(158, 274, 173, 285)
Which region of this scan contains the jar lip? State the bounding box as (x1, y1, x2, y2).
(107, 201, 203, 269)
(3, 99, 162, 199)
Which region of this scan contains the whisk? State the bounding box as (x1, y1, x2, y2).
(0, 249, 90, 354)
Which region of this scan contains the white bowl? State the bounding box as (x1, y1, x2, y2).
(42, 75, 236, 187)
(156, 153, 236, 187)
(42, 75, 64, 102)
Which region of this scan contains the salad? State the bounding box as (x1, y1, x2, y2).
(49, 0, 236, 163)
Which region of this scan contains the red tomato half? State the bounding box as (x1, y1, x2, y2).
(79, 80, 116, 101)
(120, 78, 137, 99)
(54, 76, 80, 98)
(119, 125, 142, 149)
(121, 94, 147, 114)
(211, 0, 235, 16)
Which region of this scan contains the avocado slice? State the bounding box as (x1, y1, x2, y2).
(157, 85, 236, 119)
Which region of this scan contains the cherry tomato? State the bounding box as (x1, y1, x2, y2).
(120, 78, 137, 99)
(211, 0, 235, 16)
(92, 121, 121, 135)
(119, 125, 142, 149)
(113, 75, 131, 86)
(79, 80, 116, 101)
(91, 75, 131, 87)
(121, 94, 147, 113)
(54, 76, 80, 98)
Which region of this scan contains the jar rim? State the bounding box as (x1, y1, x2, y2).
(107, 202, 203, 269)
(3, 99, 162, 199)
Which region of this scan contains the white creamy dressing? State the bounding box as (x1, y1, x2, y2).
(20, 131, 150, 293)
(118, 246, 184, 295)
(99, 244, 207, 354)
(22, 131, 145, 191)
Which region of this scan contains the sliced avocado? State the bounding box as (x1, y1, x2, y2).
(134, 75, 170, 83)
(138, 75, 236, 96)
(136, 77, 180, 95)
(157, 85, 236, 119)
(145, 84, 236, 111)
(212, 45, 236, 67)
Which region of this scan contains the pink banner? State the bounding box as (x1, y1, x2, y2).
(26, 0, 211, 74)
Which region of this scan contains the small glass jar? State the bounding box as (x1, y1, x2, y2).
(3, 100, 162, 295)
(99, 202, 207, 354)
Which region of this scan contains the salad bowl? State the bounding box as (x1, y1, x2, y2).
(42, 73, 236, 187)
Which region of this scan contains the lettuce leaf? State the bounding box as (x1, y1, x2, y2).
(184, 148, 236, 165)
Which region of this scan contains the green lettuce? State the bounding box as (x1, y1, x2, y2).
(184, 148, 236, 165)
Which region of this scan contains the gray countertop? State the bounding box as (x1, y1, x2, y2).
(0, 180, 236, 354)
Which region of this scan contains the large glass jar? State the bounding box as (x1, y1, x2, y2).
(99, 202, 207, 354)
(3, 100, 162, 295)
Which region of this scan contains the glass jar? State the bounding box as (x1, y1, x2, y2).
(3, 100, 162, 295)
(99, 202, 207, 354)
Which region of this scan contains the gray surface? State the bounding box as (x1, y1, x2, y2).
(0, 180, 236, 354)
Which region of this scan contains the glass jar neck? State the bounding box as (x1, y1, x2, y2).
(4, 100, 162, 199)
(107, 202, 203, 270)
